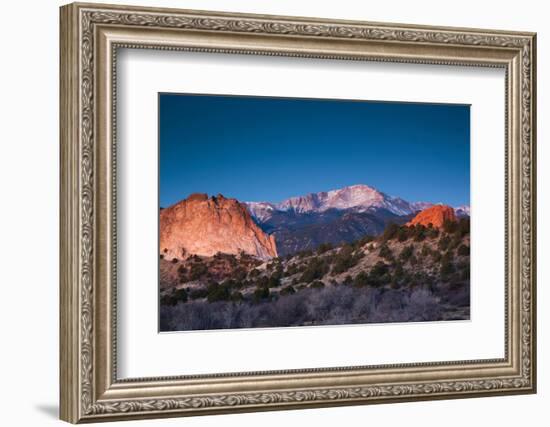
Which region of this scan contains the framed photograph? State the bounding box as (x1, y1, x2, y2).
(60, 2, 537, 423)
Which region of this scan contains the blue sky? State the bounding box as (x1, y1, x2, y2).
(159, 93, 470, 208)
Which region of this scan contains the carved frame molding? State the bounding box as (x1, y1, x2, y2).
(60, 2, 536, 423)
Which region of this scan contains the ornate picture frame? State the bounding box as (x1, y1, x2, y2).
(60, 2, 536, 423)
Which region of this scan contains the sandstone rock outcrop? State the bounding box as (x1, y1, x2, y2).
(406, 204, 457, 229)
(160, 193, 277, 260)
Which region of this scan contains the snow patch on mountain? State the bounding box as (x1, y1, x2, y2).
(244, 201, 277, 222)
(454, 205, 471, 217)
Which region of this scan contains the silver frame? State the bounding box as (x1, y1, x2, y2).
(60, 2, 536, 423)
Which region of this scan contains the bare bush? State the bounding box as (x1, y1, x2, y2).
(160, 284, 454, 332)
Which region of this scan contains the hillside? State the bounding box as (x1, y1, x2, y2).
(258, 207, 412, 256)
(160, 215, 470, 331)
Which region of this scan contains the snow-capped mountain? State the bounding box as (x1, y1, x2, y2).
(411, 201, 435, 212)
(273, 184, 413, 216)
(454, 205, 471, 217)
(245, 184, 468, 221)
(244, 201, 277, 222)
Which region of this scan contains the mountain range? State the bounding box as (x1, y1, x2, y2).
(245, 184, 428, 219)
(244, 184, 469, 255)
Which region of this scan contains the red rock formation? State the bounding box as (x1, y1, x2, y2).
(160, 193, 277, 260)
(406, 205, 457, 229)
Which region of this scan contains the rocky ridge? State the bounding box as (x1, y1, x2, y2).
(160, 193, 277, 260)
